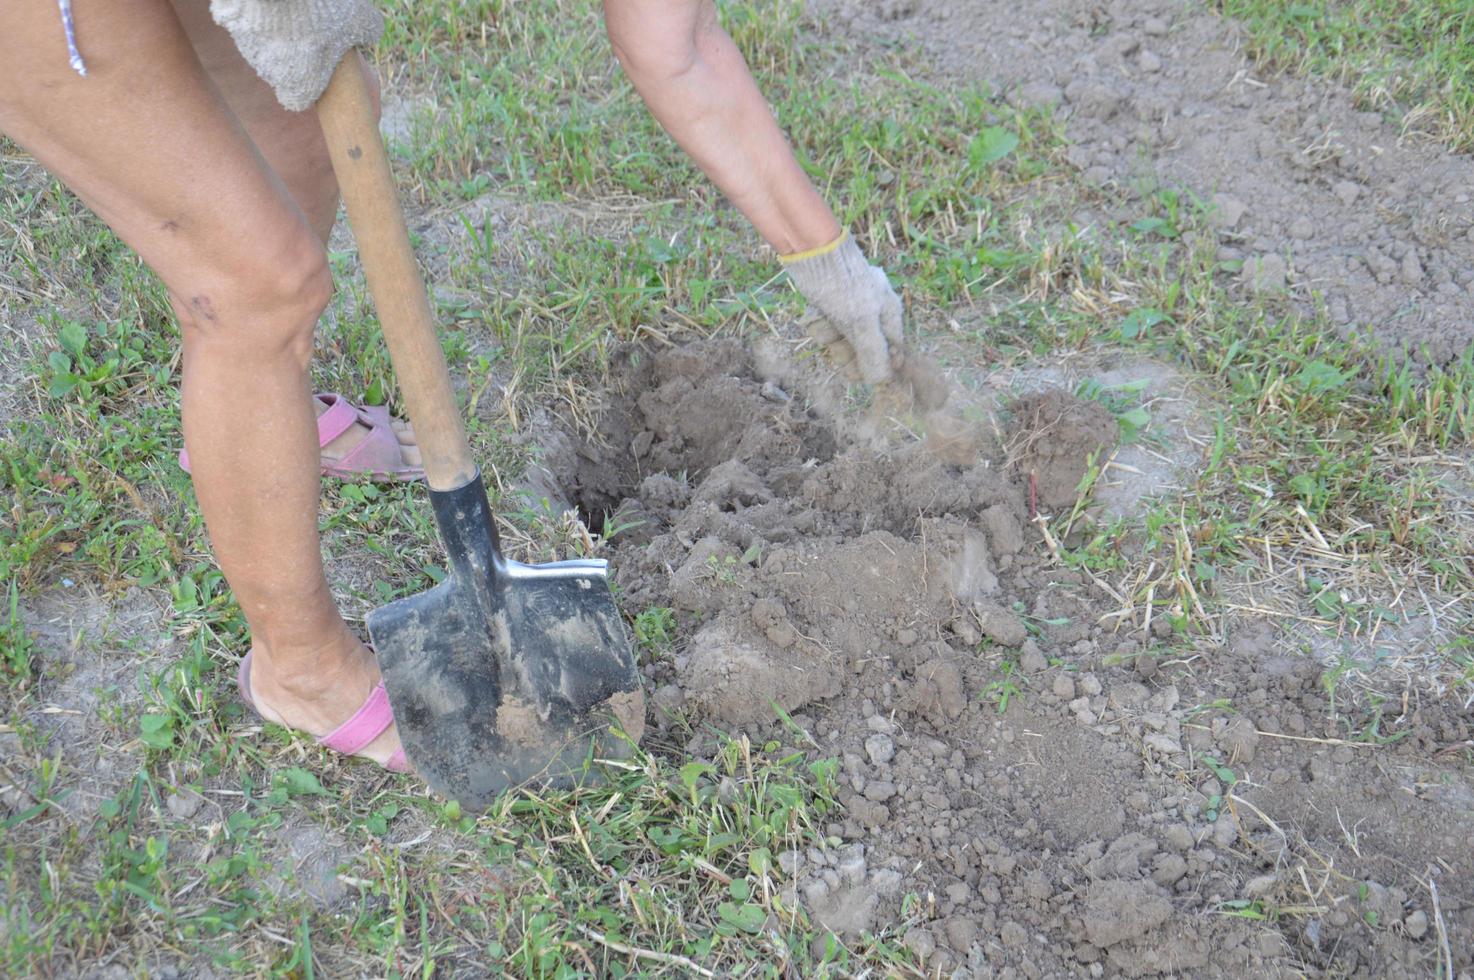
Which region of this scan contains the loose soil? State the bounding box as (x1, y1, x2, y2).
(540, 336, 1473, 977)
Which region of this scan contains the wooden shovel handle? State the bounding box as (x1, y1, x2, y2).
(315, 52, 476, 491)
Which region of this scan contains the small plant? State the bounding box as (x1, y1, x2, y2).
(1355, 881, 1379, 926)
(1012, 601, 1071, 638)
(706, 545, 759, 586)
(968, 125, 1019, 168)
(138, 713, 176, 752)
(1342, 696, 1410, 746)
(1, 579, 35, 686)
(1182, 699, 1236, 720)
(705, 553, 739, 585)
(1320, 652, 1360, 720)
(1075, 377, 1153, 444)
(980, 659, 1023, 714)
(1201, 755, 1237, 821)
(44, 320, 120, 400)
(1119, 307, 1170, 341)
(1216, 899, 1269, 920)
(599, 509, 647, 543)
(632, 606, 676, 656)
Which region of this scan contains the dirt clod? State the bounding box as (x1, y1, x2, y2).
(974, 599, 1028, 647)
(495, 696, 546, 748)
(678, 623, 840, 729)
(1215, 715, 1261, 764)
(1083, 880, 1173, 948)
(1008, 389, 1119, 510)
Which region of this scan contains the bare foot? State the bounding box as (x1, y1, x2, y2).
(314, 395, 422, 471)
(242, 628, 408, 771)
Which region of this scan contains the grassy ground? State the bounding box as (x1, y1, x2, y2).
(2, 0, 1472, 975)
(1216, 0, 1474, 151)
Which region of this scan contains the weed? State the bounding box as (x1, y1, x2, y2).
(705, 553, 741, 585)
(1200, 755, 1238, 822)
(1340, 695, 1412, 746)
(0, 580, 35, 687)
(598, 508, 647, 543)
(1075, 377, 1154, 444)
(1320, 653, 1362, 720)
(1012, 601, 1071, 638)
(1216, 898, 1270, 920)
(1183, 699, 1236, 720)
(632, 606, 677, 657)
(980, 659, 1024, 714)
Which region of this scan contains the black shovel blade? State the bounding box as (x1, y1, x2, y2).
(366, 471, 644, 808)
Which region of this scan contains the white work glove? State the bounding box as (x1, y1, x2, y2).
(210, 0, 384, 111)
(781, 231, 906, 384)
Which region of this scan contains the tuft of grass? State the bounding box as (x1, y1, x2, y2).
(978, 654, 1024, 714)
(0, 579, 35, 690)
(633, 605, 677, 657)
(1029, 166, 1474, 682)
(1, 730, 921, 976)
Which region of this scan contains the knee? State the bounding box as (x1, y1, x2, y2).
(609, 34, 696, 86)
(173, 227, 331, 366)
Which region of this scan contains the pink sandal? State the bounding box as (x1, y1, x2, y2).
(237, 649, 410, 773)
(180, 393, 423, 483)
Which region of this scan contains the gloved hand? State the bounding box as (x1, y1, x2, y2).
(210, 0, 384, 111)
(781, 231, 906, 384)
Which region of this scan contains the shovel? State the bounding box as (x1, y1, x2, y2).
(313, 52, 644, 808)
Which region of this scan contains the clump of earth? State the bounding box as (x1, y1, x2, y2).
(530, 338, 1474, 977)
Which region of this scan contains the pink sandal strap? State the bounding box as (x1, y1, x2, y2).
(313, 393, 362, 447)
(236, 650, 409, 773)
(238, 650, 258, 714)
(180, 392, 371, 474)
(317, 681, 398, 756)
(323, 403, 422, 481)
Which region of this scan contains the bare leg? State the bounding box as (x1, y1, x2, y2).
(170, 0, 420, 470)
(0, 0, 401, 765)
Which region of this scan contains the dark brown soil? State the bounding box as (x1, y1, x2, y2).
(543, 337, 1474, 977)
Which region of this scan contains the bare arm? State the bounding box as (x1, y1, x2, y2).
(603, 0, 841, 255)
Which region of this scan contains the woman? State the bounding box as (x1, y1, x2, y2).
(1, 0, 904, 773)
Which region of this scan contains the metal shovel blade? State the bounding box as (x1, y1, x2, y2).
(367, 471, 644, 808)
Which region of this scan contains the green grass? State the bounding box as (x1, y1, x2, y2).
(3, 2, 966, 972)
(3, 730, 908, 975)
(1046, 187, 1474, 654)
(3, 0, 1474, 974)
(1216, 0, 1474, 150)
